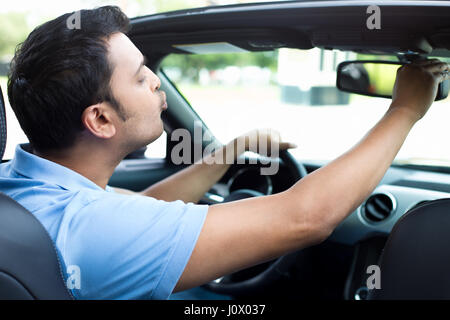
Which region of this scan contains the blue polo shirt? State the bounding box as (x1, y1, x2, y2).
(0, 144, 209, 300)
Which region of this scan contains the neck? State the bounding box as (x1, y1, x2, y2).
(34, 142, 125, 190)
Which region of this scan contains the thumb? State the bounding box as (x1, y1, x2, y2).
(279, 142, 298, 150)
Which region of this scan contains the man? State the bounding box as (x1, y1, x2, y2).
(1, 6, 449, 299)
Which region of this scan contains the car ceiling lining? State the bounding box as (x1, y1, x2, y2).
(129, 1, 450, 61)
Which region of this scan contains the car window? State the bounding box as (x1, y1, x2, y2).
(161, 48, 450, 167)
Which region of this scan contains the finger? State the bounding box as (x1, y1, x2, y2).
(411, 59, 441, 66)
(268, 128, 281, 139)
(279, 142, 298, 150)
(427, 62, 450, 73)
(414, 58, 440, 65)
(411, 61, 442, 72)
(431, 66, 450, 83)
(267, 131, 281, 146)
(437, 70, 450, 82)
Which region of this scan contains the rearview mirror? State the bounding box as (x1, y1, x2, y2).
(337, 60, 449, 101)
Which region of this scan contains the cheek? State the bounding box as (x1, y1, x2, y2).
(125, 90, 156, 116)
(135, 97, 163, 128)
(145, 95, 162, 115)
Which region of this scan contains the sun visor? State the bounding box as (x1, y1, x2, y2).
(173, 42, 249, 54)
(131, 29, 313, 55)
(312, 30, 433, 55)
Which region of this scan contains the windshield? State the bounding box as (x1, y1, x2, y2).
(161, 48, 450, 167)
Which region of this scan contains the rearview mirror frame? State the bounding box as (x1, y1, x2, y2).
(336, 60, 449, 101)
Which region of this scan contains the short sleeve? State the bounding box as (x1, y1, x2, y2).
(61, 192, 209, 300)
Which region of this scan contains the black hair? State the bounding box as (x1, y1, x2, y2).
(7, 6, 130, 153)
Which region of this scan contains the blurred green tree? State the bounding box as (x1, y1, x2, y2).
(162, 51, 278, 82)
(0, 12, 30, 59)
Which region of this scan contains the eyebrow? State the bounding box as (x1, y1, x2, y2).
(134, 55, 148, 77)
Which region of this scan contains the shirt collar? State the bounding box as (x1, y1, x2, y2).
(10, 144, 107, 192)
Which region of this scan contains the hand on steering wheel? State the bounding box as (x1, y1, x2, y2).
(236, 128, 298, 157)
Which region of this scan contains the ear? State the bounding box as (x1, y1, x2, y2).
(81, 103, 117, 139)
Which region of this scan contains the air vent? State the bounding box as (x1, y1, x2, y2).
(362, 193, 395, 223)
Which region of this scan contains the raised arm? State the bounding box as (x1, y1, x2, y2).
(175, 60, 450, 292)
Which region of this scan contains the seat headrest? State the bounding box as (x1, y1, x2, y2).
(368, 198, 450, 300)
(0, 86, 6, 160)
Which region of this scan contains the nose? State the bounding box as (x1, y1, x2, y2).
(150, 71, 161, 93)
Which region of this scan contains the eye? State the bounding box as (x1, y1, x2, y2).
(138, 76, 147, 84)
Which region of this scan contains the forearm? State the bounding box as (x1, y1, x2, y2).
(288, 106, 418, 235)
(140, 139, 244, 203)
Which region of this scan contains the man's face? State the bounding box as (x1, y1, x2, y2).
(107, 32, 167, 152)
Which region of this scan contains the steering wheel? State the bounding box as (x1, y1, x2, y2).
(203, 149, 309, 296)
